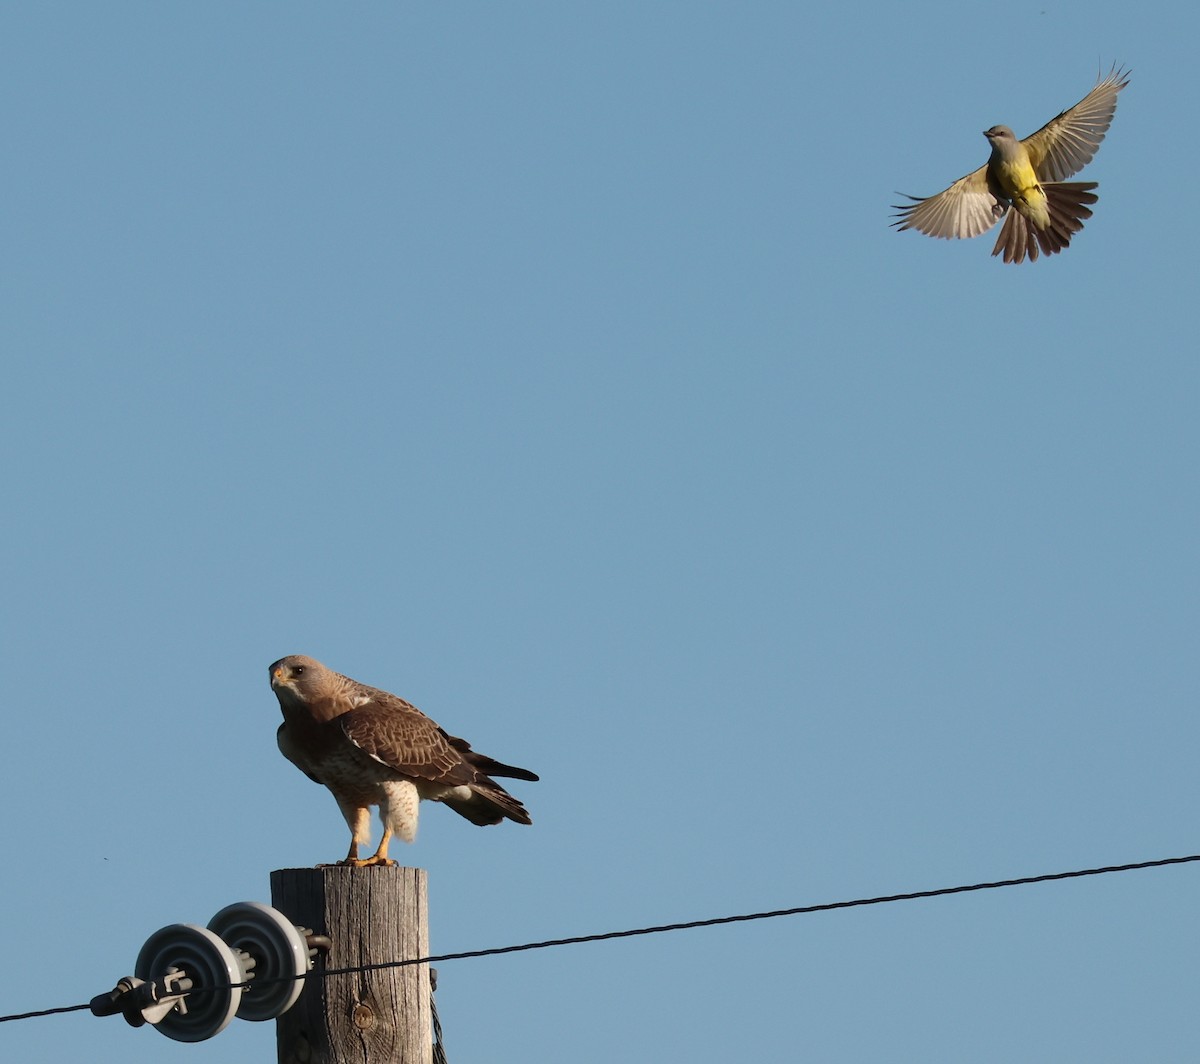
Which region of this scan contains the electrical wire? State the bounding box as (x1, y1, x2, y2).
(0, 1003, 93, 1023)
(2, 851, 1197, 1025)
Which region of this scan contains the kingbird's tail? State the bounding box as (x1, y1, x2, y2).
(992, 181, 1099, 264)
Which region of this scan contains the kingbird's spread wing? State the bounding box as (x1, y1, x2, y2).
(891, 166, 1001, 240)
(1022, 66, 1130, 182)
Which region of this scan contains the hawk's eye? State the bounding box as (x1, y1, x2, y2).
(293, 666, 305, 675)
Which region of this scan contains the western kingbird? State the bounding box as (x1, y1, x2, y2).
(892, 66, 1129, 263)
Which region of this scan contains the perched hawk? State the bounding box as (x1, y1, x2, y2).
(270, 655, 538, 866)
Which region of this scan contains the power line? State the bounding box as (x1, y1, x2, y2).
(299, 850, 1200, 980)
(3, 851, 1197, 1025)
(0, 1003, 93, 1023)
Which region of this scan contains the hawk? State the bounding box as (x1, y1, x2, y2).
(270, 655, 538, 866)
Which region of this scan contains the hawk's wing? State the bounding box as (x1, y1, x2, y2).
(891, 165, 1001, 240)
(444, 732, 539, 782)
(1023, 66, 1130, 182)
(338, 685, 479, 787)
(339, 687, 536, 825)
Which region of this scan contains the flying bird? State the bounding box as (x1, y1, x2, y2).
(892, 66, 1129, 263)
(270, 655, 538, 866)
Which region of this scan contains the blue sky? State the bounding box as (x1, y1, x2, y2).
(1, 3, 1196, 1062)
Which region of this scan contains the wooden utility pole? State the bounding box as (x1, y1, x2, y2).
(271, 866, 432, 1064)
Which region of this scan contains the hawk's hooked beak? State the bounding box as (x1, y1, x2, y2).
(271, 666, 288, 688)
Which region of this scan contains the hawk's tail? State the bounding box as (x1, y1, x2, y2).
(992, 181, 1099, 264)
(438, 731, 537, 825)
(443, 782, 534, 827)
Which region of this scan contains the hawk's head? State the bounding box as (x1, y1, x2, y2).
(270, 654, 329, 701)
(271, 655, 367, 723)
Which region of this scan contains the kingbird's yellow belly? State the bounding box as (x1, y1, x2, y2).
(992, 157, 1049, 229)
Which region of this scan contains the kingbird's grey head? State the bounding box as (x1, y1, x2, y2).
(983, 125, 1021, 161)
